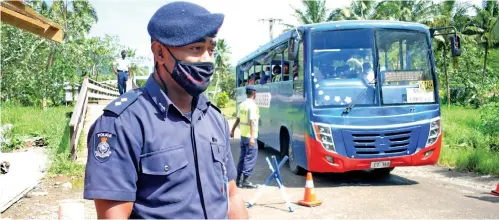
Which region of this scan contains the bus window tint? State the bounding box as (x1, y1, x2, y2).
(376, 30, 435, 104)
(311, 29, 377, 107)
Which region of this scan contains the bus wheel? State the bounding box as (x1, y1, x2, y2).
(371, 168, 394, 178)
(288, 141, 306, 176)
(257, 140, 265, 149)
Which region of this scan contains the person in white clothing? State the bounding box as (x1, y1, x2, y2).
(113, 50, 132, 95)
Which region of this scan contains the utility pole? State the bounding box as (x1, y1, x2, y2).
(259, 18, 283, 41)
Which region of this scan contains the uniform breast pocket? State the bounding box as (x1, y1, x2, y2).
(139, 145, 193, 204)
(210, 143, 228, 197)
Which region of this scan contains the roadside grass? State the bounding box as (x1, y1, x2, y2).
(440, 106, 499, 176)
(1, 104, 85, 176)
(221, 100, 236, 120)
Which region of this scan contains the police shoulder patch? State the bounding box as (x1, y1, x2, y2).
(93, 132, 116, 162)
(104, 89, 143, 116)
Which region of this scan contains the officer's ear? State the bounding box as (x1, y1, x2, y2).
(151, 41, 165, 61)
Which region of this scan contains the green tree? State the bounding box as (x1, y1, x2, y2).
(290, 0, 329, 24)
(430, 0, 472, 108)
(210, 39, 235, 99)
(41, 0, 99, 107)
(374, 0, 436, 23)
(86, 35, 122, 81)
(0, 0, 123, 107)
(464, 1, 499, 83)
(329, 0, 379, 21)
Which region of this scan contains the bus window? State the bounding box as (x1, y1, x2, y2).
(292, 41, 303, 81)
(243, 70, 248, 86)
(283, 48, 290, 81)
(261, 66, 271, 85)
(376, 30, 434, 104)
(237, 70, 244, 87)
(311, 29, 376, 107)
(271, 54, 282, 82)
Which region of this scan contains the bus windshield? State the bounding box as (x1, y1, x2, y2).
(311, 28, 436, 108)
(311, 29, 377, 107)
(376, 30, 436, 104)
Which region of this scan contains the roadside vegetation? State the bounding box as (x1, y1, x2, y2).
(440, 106, 499, 176)
(0, 103, 85, 176)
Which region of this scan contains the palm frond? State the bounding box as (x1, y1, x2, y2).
(491, 16, 499, 41)
(327, 8, 344, 21)
(464, 25, 486, 35)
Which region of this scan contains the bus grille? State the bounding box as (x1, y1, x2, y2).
(342, 126, 421, 158)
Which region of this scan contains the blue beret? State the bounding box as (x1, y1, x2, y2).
(246, 85, 257, 92)
(147, 1, 224, 47)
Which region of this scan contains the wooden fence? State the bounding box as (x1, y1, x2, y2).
(68, 77, 119, 161)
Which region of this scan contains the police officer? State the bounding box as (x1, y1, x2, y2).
(230, 85, 260, 188)
(84, 2, 248, 219)
(113, 50, 131, 95)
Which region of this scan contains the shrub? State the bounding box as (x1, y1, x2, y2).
(216, 92, 229, 108)
(479, 102, 499, 150)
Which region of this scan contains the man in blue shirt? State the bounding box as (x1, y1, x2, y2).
(83, 2, 248, 219)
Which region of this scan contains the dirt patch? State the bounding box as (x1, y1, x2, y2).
(1, 176, 96, 219)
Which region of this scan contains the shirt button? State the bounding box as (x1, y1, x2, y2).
(164, 165, 169, 172)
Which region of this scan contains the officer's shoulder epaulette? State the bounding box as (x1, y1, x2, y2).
(104, 89, 143, 116)
(209, 103, 222, 114)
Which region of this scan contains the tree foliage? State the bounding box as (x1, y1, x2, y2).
(208, 39, 236, 100)
(1, 0, 126, 107)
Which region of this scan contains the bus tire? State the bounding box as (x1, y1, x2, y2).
(280, 128, 306, 175)
(288, 142, 306, 175)
(371, 168, 394, 178)
(257, 140, 265, 149)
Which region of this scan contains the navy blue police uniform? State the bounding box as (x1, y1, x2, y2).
(83, 2, 236, 219)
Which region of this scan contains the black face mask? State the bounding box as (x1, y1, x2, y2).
(159, 48, 215, 97)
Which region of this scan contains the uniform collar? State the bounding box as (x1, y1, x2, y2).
(144, 74, 211, 115)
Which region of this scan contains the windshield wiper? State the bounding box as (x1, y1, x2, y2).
(342, 78, 378, 116)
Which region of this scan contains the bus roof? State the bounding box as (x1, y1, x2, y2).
(237, 20, 429, 66)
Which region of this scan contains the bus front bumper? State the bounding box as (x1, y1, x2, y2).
(304, 133, 442, 173)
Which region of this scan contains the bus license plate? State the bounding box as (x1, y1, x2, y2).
(370, 161, 391, 169)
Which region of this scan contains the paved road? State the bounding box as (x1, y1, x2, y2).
(230, 138, 499, 219)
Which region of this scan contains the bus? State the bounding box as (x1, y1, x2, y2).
(235, 20, 462, 176)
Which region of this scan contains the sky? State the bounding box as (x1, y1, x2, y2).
(87, 0, 350, 67)
(86, 0, 483, 68)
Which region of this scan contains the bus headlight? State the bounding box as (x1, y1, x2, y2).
(312, 122, 336, 152)
(426, 118, 441, 146)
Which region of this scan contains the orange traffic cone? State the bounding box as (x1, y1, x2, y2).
(491, 182, 499, 197)
(298, 172, 322, 207)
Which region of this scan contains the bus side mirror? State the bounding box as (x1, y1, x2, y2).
(450, 35, 461, 57)
(288, 38, 299, 60)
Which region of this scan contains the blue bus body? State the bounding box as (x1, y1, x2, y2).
(235, 20, 443, 174)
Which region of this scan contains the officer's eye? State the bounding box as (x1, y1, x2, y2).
(209, 48, 216, 55)
(189, 45, 205, 53)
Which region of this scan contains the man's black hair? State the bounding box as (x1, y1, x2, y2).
(246, 90, 255, 97)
